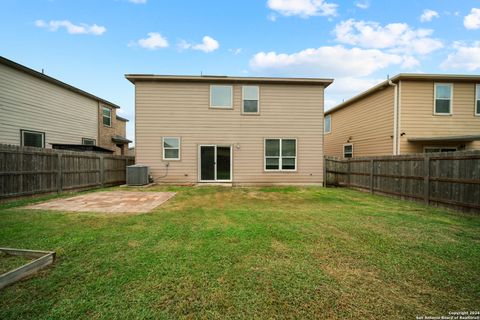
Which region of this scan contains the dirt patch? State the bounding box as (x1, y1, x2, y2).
(24, 191, 176, 214)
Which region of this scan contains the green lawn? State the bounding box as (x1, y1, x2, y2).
(0, 186, 479, 319)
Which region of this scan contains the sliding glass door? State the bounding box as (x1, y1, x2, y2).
(199, 145, 231, 182)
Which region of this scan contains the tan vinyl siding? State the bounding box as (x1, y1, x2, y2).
(0, 63, 98, 147)
(135, 81, 325, 184)
(324, 86, 394, 158)
(400, 81, 480, 153)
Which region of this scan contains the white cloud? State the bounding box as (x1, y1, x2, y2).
(229, 48, 242, 55)
(267, 0, 338, 18)
(179, 36, 219, 53)
(355, 0, 369, 9)
(333, 19, 443, 55)
(420, 9, 439, 22)
(136, 32, 169, 49)
(193, 36, 219, 52)
(35, 19, 106, 35)
(441, 42, 480, 71)
(129, 0, 146, 3)
(249, 45, 415, 78)
(464, 8, 480, 29)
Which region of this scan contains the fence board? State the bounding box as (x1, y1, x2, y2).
(325, 151, 480, 213)
(0, 144, 134, 199)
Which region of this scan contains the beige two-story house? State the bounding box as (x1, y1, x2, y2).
(324, 74, 480, 158)
(0, 56, 130, 155)
(126, 74, 333, 185)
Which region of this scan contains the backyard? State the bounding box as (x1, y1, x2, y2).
(0, 186, 479, 319)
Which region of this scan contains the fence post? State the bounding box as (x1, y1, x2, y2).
(57, 153, 63, 192)
(99, 155, 105, 187)
(370, 159, 374, 194)
(323, 157, 327, 187)
(347, 159, 351, 187)
(424, 156, 430, 204)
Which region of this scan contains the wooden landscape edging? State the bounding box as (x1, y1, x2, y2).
(324, 150, 480, 213)
(0, 247, 56, 290)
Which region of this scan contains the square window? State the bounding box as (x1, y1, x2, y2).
(210, 85, 233, 108)
(265, 138, 296, 171)
(21, 130, 44, 148)
(163, 137, 180, 160)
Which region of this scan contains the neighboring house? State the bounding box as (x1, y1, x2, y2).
(324, 74, 480, 158)
(0, 56, 130, 155)
(126, 74, 333, 185)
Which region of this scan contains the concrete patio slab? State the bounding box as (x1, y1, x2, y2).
(25, 191, 176, 214)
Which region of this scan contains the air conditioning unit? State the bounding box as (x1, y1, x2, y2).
(126, 165, 150, 186)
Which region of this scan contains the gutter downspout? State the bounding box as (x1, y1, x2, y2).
(389, 80, 399, 155)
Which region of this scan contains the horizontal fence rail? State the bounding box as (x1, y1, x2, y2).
(0, 144, 135, 199)
(325, 151, 480, 213)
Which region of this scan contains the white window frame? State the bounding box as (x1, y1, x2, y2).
(324, 114, 331, 134)
(343, 144, 353, 158)
(82, 138, 96, 145)
(102, 106, 112, 127)
(423, 146, 458, 153)
(264, 138, 297, 172)
(433, 83, 453, 116)
(163, 137, 181, 160)
(197, 144, 233, 182)
(210, 85, 233, 109)
(242, 85, 260, 114)
(475, 84, 480, 116)
(21, 129, 45, 148)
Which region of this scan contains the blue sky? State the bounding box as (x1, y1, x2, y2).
(1, 0, 480, 144)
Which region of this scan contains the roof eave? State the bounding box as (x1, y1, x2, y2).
(124, 74, 334, 87)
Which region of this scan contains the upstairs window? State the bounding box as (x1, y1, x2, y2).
(163, 137, 180, 160)
(434, 83, 452, 115)
(210, 85, 233, 109)
(343, 144, 353, 158)
(82, 138, 96, 146)
(476, 84, 480, 116)
(324, 115, 331, 133)
(265, 138, 297, 171)
(103, 107, 112, 126)
(21, 130, 44, 148)
(242, 86, 259, 113)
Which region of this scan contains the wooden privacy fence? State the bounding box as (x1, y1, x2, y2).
(0, 144, 135, 199)
(325, 151, 480, 212)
